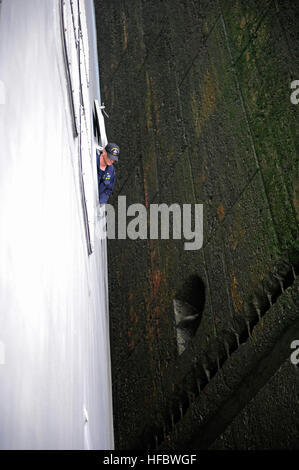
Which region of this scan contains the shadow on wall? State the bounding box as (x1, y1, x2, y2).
(173, 275, 205, 355)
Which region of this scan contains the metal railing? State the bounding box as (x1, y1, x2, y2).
(60, 0, 94, 255)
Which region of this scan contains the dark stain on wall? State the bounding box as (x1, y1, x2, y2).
(94, 0, 299, 449)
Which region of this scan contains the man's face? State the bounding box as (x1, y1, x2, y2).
(102, 149, 115, 166)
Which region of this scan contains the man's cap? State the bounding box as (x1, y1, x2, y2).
(105, 143, 120, 162)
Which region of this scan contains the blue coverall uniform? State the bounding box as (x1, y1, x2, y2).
(96, 149, 116, 204)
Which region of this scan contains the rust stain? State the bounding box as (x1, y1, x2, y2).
(129, 304, 135, 323)
(191, 66, 218, 139)
(128, 330, 135, 351)
(145, 71, 153, 132)
(128, 339, 135, 351)
(144, 178, 149, 209)
(217, 202, 225, 221)
(293, 181, 299, 220)
(240, 16, 246, 29)
(248, 268, 269, 293)
(145, 72, 159, 134)
(152, 270, 162, 297)
(145, 320, 155, 353)
(121, 12, 128, 52)
(251, 88, 258, 103)
(259, 272, 265, 281)
(149, 239, 156, 263)
(144, 238, 168, 356)
(128, 292, 139, 325)
(143, 163, 150, 209)
(191, 92, 198, 135)
(227, 206, 245, 250)
(152, 86, 160, 133)
(167, 145, 175, 163)
(203, 19, 209, 35)
(200, 68, 217, 120)
(230, 270, 243, 313)
(237, 32, 242, 48)
(228, 231, 238, 250)
(238, 14, 249, 47)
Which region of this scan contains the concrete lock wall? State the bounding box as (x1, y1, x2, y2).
(94, 0, 299, 449)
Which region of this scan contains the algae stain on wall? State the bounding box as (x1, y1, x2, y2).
(191, 66, 219, 139)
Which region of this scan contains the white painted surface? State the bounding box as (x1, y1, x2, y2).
(0, 0, 114, 449)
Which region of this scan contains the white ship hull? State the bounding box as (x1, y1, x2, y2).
(0, 0, 113, 450)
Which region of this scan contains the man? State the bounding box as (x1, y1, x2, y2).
(96, 142, 120, 205)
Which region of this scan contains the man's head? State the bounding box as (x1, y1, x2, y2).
(103, 143, 120, 165)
